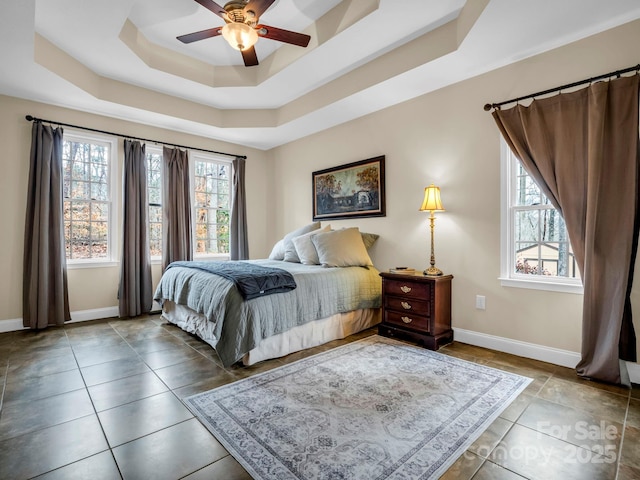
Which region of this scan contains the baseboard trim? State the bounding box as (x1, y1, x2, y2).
(453, 328, 581, 369)
(626, 362, 640, 385)
(0, 306, 119, 333)
(0, 318, 25, 333)
(67, 306, 119, 323)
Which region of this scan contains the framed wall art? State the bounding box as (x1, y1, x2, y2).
(312, 155, 386, 221)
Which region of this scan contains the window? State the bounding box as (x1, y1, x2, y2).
(500, 140, 582, 293)
(144, 149, 232, 260)
(146, 147, 163, 258)
(62, 132, 117, 265)
(191, 153, 231, 257)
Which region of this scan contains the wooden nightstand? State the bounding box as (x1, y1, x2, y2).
(378, 271, 453, 350)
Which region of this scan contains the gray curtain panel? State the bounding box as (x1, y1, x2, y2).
(23, 122, 71, 329)
(230, 156, 249, 260)
(118, 140, 153, 317)
(493, 74, 640, 385)
(162, 146, 192, 270)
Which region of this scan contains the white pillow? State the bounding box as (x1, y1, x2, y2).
(268, 222, 321, 261)
(292, 225, 331, 264)
(282, 222, 322, 262)
(311, 227, 373, 267)
(268, 239, 286, 260)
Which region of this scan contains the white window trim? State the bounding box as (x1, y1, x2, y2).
(146, 145, 163, 263)
(499, 138, 583, 295)
(189, 151, 233, 260)
(64, 130, 119, 269)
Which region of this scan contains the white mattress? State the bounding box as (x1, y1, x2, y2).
(162, 300, 381, 365)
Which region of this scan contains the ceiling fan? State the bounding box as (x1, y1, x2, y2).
(177, 0, 311, 67)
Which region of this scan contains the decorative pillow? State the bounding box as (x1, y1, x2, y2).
(268, 222, 321, 261)
(361, 232, 380, 249)
(268, 239, 286, 260)
(292, 225, 331, 264)
(281, 222, 322, 262)
(311, 227, 373, 267)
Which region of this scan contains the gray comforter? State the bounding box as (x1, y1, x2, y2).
(153, 260, 382, 366)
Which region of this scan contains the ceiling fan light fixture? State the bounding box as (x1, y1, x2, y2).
(221, 22, 258, 51)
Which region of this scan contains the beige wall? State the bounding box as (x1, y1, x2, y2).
(270, 19, 640, 355)
(0, 96, 271, 321)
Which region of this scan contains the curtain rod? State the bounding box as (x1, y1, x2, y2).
(483, 63, 640, 111)
(24, 115, 247, 159)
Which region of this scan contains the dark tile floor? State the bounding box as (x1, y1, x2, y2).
(0, 314, 638, 479)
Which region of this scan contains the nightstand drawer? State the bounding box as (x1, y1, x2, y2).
(384, 310, 430, 332)
(384, 296, 430, 316)
(384, 279, 431, 299)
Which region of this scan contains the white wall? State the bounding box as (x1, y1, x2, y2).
(270, 19, 640, 360)
(0, 96, 271, 326)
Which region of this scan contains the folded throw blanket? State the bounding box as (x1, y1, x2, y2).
(166, 261, 297, 300)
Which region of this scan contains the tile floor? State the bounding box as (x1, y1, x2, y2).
(0, 314, 638, 479)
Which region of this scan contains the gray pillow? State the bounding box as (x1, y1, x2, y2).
(311, 227, 373, 267)
(361, 232, 380, 249)
(281, 222, 322, 262)
(292, 225, 331, 264)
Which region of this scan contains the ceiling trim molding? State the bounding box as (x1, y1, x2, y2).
(33, 1, 486, 131)
(119, 19, 256, 88)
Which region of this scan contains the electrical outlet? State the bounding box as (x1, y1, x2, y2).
(475, 295, 486, 310)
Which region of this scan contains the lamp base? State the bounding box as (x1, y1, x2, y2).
(423, 266, 443, 276)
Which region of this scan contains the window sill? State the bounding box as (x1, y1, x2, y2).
(499, 277, 583, 295)
(67, 261, 119, 270)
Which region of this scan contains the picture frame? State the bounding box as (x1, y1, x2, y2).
(312, 155, 386, 221)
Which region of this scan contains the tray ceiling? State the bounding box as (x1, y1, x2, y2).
(1, 0, 639, 149)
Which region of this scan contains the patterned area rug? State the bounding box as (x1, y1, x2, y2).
(185, 336, 531, 479)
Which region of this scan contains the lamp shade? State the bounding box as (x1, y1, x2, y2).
(221, 22, 259, 51)
(419, 184, 445, 212)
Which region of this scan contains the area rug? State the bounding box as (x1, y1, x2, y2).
(184, 336, 531, 479)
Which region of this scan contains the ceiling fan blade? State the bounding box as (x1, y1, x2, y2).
(241, 46, 259, 66)
(177, 27, 222, 44)
(244, 0, 276, 18)
(257, 24, 310, 47)
(193, 0, 226, 18)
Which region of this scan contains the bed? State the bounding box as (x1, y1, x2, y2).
(153, 226, 383, 366)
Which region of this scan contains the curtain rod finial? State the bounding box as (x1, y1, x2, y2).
(25, 115, 35, 121)
(483, 103, 493, 111)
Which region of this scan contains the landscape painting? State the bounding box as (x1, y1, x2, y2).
(312, 155, 386, 220)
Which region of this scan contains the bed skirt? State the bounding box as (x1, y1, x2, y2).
(161, 301, 381, 366)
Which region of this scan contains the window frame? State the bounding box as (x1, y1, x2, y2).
(63, 130, 118, 269)
(189, 152, 233, 260)
(145, 145, 163, 264)
(499, 139, 583, 294)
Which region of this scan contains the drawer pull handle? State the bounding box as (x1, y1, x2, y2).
(401, 301, 412, 310)
(401, 316, 412, 324)
(400, 286, 412, 293)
